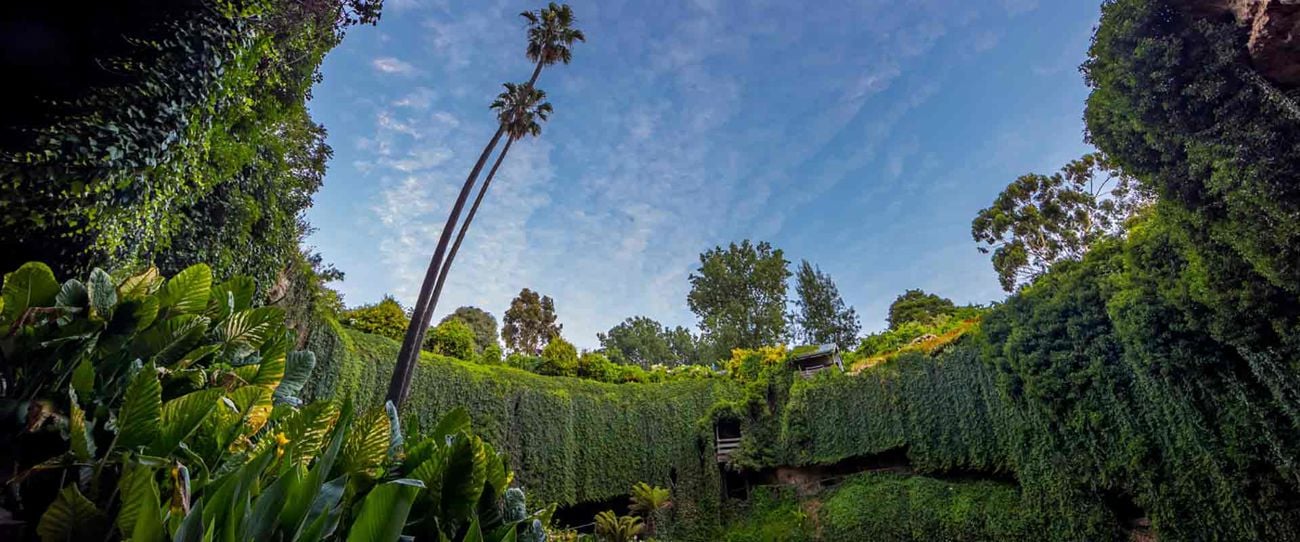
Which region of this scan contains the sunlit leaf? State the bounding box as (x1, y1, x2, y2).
(117, 363, 162, 450)
(2, 261, 59, 324)
(157, 264, 212, 315)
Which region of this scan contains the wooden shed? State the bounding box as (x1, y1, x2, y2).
(789, 343, 843, 378)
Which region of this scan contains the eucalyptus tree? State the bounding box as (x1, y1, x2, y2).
(388, 3, 583, 406)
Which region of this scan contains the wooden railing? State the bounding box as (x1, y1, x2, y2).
(715, 436, 742, 462)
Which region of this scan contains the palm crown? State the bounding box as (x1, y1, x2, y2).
(521, 3, 585, 67)
(491, 82, 552, 140)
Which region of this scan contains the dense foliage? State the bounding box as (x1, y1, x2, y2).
(971, 152, 1147, 291)
(792, 261, 860, 350)
(719, 473, 1043, 541)
(598, 315, 702, 368)
(1, 262, 551, 542)
(885, 289, 956, 329)
(341, 295, 410, 341)
(440, 306, 500, 354)
(687, 240, 791, 359)
(502, 288, 562, 355)
(0, 0, 369, 296)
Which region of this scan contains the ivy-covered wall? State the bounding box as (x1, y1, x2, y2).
(303, 319, 741, 540)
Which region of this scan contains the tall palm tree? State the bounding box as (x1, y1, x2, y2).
(388, 3, 584, 406)
(427, 84, 551, 320)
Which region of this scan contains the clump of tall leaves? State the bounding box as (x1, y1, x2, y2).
(0, 262, 551, 541)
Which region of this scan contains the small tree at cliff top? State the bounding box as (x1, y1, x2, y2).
(887, 289, 955, 329)
(440, 306, 499, 353)
(972, 152, 1149, 292)
(793, 260, 860, 350)
(502, 287, 562, 355)
(687, 240, 791, 359)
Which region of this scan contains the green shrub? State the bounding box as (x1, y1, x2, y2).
(578, 351, 616, 381)
(341, 295, 409, 341)
(427, 317, 476, 361)
(537, 337, 580, 377)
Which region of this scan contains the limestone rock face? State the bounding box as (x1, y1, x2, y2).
(1182, 0, 1300, 87)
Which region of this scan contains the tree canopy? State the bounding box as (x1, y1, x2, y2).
(598, 316, 702, 368)
(440, 306, 499, 353)
(502, 287, 562, 355)
(886, 289, 955, 329)
(687, 240, 791, 359)
(793, 260, 860, 350)
(971, 152, 1148, 292)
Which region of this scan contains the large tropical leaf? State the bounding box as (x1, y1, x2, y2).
(280, 401, 339, 463)
(86, 268, 117, 320)
(274, 351, 316, 403)
(71, 358, 94, 398)
(219, 307, 285, 358)
(245, 463, 303, 541)
(432, 407, 472, 444)
(68, 390, 95, 461)
(157, 264, 212, 316)
(116, 463, 163, 540)
(207, 276, 255, 323)
(150, 389, 222, 456)
(282, 403, 353, 537)
(293, 475, 348, 542)
(37, 484, 106, 542)
(137, 314, 209, 366)
(117, 363, 163, 450)
(250, 331, 291, 391)
(117, 266, 162, 300)
(345, 478, 425, 542)
(2, 261, 59, 324)
(227, 385, 275, 441)
(340, 408, 390, 479)
(439, 434, 488, 523)
(55, 279, 88, 311)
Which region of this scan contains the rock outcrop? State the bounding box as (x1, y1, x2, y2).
(1181, 0, 1300, 87)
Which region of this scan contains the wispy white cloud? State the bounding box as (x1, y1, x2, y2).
(371, 56, 419, 76)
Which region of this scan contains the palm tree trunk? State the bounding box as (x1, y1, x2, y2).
(387, 125, 505, 406)
(387, 59, 545, 407)
(427, 137, 515, 319)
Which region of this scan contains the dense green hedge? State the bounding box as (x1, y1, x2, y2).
(720, 472, 1044, 541)
(303, 319, 741, 540)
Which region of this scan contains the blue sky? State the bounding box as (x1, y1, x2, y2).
(305, 0, 1099, 348)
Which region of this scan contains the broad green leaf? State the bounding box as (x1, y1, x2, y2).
(2, 261, 59, 324)
(138, 314, 208, 366)
(245, 463, 301, 540)
(175, 343, 222, 369)
(55, 279, 88, 309)
(483, 450, 509, 500)
(150, 389, 221, 456)
(207, 276, 254, 322)
(280, 401, 339, 463)
(440, 434, 488, 522)
(158, 264, 212, 315)
(116, 463, 159, 538)
(71, 358, 94, 397)
(340, 408, 390, 479)
(117, 266, 161, 300)
(345, 479, 425, 542)
(68, 390, 95, 461)
(293, 476, 347, 542)
(37, 484, 106, 542)
(87, 268, 117, 320)
(173, 498, 205, 542)
(220, 307, 285, 358)
(133, 295, 160, 331)
(431, 407, 472, 444)
(282, 403, 354, 536)
(274, 351, 316, 402)
(460, 516, 483, 542)
(117, 363, 163, 450)
(411, 448, 447, 515)
(228, 386, 274, 441)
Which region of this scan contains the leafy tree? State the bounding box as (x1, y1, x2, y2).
(502, 288, 562, 355)
(537, 336, 579, 377)
(440, 306, 499, 353)
(578, 351, 617, 381)
(392, 3, 584, 407)
(687, 240, 791, 358)
(793, 260, 860, 350)
(598, 316, 701, 368)
(887, 289, 955, 329)
(426, 318, 476, 361)
(342, 295, 410, 341)
(972, 152, 1148, 292)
